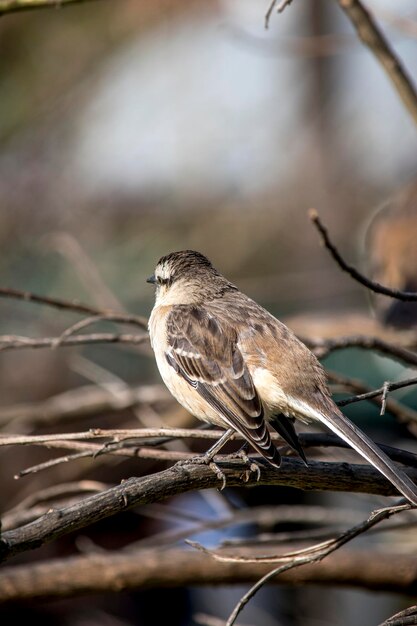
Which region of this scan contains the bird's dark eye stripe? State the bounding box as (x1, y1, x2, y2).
(157, 276, 172, 286)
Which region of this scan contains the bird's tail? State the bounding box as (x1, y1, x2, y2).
(318, 408, 417, 505)
(270, 413, 308, 466)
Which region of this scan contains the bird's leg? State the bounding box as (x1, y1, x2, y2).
(203, 428, 235, 489)
(204, 428, 235, 458)
(179, 429, 235, 490)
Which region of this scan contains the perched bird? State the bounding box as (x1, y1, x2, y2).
(147, 250, 417, 504)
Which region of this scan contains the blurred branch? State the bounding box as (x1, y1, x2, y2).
(310, 209, 417, 301)
(0, 332, 148, 352)
(337, 0, 417, 126)
(0, 0, 105, 16)
(0, 383, 168, 428)
(0, 544, 416, 604)
(0, 287, 148, 330)
(307, 334, 417, 367)
(1, 458, 416, 563)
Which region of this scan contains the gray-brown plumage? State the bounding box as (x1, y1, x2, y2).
(148, 250, 417, 504)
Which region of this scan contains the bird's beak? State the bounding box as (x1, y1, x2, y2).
(146, 274, 156, 284)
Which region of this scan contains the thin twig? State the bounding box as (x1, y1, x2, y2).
(0, 332, 149, 352)
(328, 370, 417, 428)
(337, 0, 417, 126)
(12, 433, 417, 479)
(264, 0, 278, 29)
(306, 335, 417, 368)
(380, 381, 390, 416)
(309, 209, 417, 301)
(223, 502, 409, 625)
(0, 286, 148, 329)
(0, 0, 105, 17)
(333, 372, 417, 414)
(52, 314, 149, 348)
(15, 443, 192, 478)
(0, 427, 230, 446)
(265, 0, 295, 28)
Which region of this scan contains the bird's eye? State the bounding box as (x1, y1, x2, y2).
(157, 276, 171, 286)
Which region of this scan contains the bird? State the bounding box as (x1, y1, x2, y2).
(147, 250, 417, 504)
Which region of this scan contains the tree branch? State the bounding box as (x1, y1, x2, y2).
(0, 287, 148, 330)
(0, 0, 105, 17)
(306, 334, 417, 368)
(0, 332, 149, 352)
(1, 458, 416, 563)
(336, 0, 417, 127)
(0, 383, 169, 428)
(310, 209, 417, 300)
(0, 545, 416, 604)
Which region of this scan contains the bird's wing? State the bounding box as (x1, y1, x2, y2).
(165, 305, 280, 466)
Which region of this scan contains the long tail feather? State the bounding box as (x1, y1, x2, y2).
(318, 408, 417, 505)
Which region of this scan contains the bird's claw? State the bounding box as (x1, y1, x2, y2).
(230, 448, 261, 482)
(179, 454, 227, 490)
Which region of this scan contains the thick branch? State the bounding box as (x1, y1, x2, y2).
(1, 458, 416, 563)
(337, 0, 417, 126)
(0, 546, 416, 603)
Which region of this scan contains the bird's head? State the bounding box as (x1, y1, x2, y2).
(147, 250, 234, 306)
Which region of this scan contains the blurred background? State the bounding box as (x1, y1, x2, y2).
(1, 0, 417, 624)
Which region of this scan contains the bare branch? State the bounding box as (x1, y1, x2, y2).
(0, 332, 149, 352)
(327, 370, 417, 426)
(0, 544, 416, 604)
(1, 427, 416, 479)
(0, 383, 169, 428)
(265, 0, 294, 29)
(0, 427, 229, 447)
(306, 334, 417, 368)
(310, 209, 417, 301)
(0, 286, 148, 329)
(1, 459, 416, 563)
(15, 443, 191, 479)
(337, 0, 417, 126)
(224, 502, 409, 625)
(0, 0, 106, 17)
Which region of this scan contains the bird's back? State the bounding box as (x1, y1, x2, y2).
(205, 291, 336, 422)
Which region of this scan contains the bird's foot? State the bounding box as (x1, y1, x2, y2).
(229, 448, 261, 482)
(179, 454, 227, 490)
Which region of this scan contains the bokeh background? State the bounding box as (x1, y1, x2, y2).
(1, 1, 417, 625)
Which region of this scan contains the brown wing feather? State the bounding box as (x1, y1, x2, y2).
(166, 305, 280, 466)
